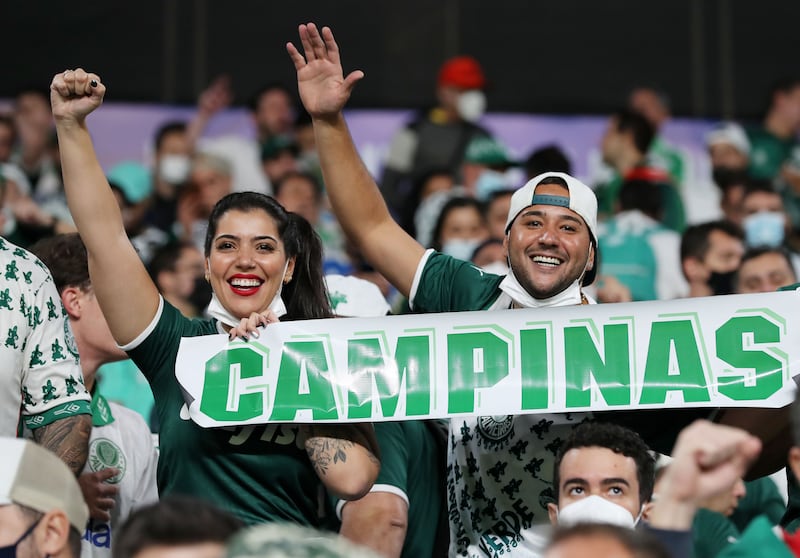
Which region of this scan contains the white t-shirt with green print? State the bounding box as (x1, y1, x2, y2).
(0, 236, 91, 434)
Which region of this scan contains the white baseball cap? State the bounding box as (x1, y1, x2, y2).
(505, 171, 598, 243)
(325, 274, 391, 317)
(705, 122, 751, 156)
(0, 438, 88, 531)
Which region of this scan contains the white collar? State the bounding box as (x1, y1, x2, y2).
(498, 268, 584, 308)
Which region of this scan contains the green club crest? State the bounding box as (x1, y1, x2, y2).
(88, 439, 126, 484)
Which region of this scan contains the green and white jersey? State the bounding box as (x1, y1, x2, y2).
(648, 136, 686, 189)
(335, 421, 443, 558)
(81, 392, 159, 558)
(0, 236, 90, 435)
(411, 251, 591, 558)
(123, 297, 324, 526)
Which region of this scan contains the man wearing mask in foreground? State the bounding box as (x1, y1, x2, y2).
(287, 23, 790, 557)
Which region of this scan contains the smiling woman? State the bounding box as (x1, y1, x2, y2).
(50, 67, 379, 525)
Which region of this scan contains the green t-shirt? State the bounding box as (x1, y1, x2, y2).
(127, 299, 324, 526)
(410, 251, 505, 313)
(649, 136, 686, 188)
(730, 477, 785, 533)
(747, 126, 797, 180)
(717, 516, 793, 558)
(594, 169, 686, 233)
(692, 508, 740, 558)
(335, 421, 444, 558)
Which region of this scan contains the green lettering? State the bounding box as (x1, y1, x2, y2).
(640, 320, 710, 404)
(347, 335, 431, 419)
(270, 341, 338, 420)
(448, 331, 509, 413)
(519, 328, 549, 410)
(565, 323, 630, 408)
(716, 316, 783, 401)
(200, 347, 264, 421)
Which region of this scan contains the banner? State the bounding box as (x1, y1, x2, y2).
(175, 291, 800, 427)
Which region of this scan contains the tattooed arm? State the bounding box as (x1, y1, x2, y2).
(304, 423, 380, 500)
(33, 414, 92, 475)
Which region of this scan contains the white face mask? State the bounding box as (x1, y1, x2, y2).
(556, 495, 641, 529)
(158, 154, 191, 185)
(442, 238, 482, 261)
(481, 261, 509, 276)
(456, 90, 487, 122)
(205, 260, 289, 328)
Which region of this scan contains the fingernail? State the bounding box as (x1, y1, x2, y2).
(90, 79, 98, 87)
(250, 330, 260, 339)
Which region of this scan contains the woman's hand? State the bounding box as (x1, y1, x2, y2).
(50, 68, 105, 125)
(228, 310, 279, 341)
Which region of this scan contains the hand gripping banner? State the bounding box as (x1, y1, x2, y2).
(175, 291, 800, 427)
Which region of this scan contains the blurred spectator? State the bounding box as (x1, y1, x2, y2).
(189, 76, 271, 194)
(597, 179, 687, 301)
(707, 122, 751, 174)
(746, 77, 800, 181)
(260, 135, 300, 185)
(31, 234, 159, 556)
(545, 523, 670, 558)
(380, 56, 492, 217)
(405, 169, 455, 245)
(471, 237, 507, 275)
(734, 247, 797, 294)
(0, 438, 89, 558)
(226, 523, 380, 558)
(114, 496, 242, 558)
(629, 86, 686, 189)
(525, 144, 572, 180)
(713, 169, 749, 227)
(274, 171, 352, 274)
(460, 136, 518, 201)
(739, 181, 797, 255)
(484, 189, 514, 240)
(143, 121, 192, 235)
(177, 153, 234, 253)
(429, 196, 489, 259)
(148, 241, 209, 318)
(680, 221, 745, 296)
(596, 109, 685, 232)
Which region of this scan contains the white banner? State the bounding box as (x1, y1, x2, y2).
(175, 291, 800, 426)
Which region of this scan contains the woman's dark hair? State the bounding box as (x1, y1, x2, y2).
(205, 191, 333, 321)
(430, 196, 487, 251)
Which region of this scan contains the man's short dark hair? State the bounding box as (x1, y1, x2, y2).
(680, 220, 745, 263)
(154, 121, 187, 152)
(547, 523, 670, 558)
(553, 422, 655, 506)
(29, 233, 90, 293)
(613, 109, 656, 155)
(273, 170, 323, 202)
(735, 246, 796, 289)
(114, 496, 242, 558)
(525, 145, 572, 178)
(741, 179, 782, 204)
(147, 241, 195, 287)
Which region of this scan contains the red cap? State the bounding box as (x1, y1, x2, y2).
(437, 56, 486, 89)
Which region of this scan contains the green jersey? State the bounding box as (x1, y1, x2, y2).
(747, 126, 797, 180)
(125, 298, 323, 526)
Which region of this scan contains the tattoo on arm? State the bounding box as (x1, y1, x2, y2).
(304, 424, 380, 477)
(305, 436, 355, 477)
(33, 414, 92, 475)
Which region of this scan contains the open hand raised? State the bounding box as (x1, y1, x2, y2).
(286, 23, 364, 121)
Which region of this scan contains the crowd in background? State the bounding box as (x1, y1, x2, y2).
(1, 23, 800, 558)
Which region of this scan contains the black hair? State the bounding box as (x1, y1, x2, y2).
(204, 191, 333, 321)
(430, 196, 487, 251)
(273, 170, 323, 203)
(612, 108, 656, 155)
(29, 233, 90, 293)
(619, 179, 663, 220)
(735, 246, 796, 289)
(247, 83, 293, 113)
(153, 120, 187, 152)
(680, 220, 745, 263)
(553, 422, 655, 506)
(547, 523, 670, 558)
(741, 178, 781, 202)
(147, 241, 197, 286)
(113, 496, 242, 558)
(524, 144, 572, 178)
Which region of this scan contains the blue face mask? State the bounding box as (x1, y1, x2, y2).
(743, 211, 785, 247)
(442, 238, 482, 261)
(474, 170, 508, 202)
(0, 518, 40, 558)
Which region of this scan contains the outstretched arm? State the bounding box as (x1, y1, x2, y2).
(287, 23, 425, 298)
(51, 69, 160, 345)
